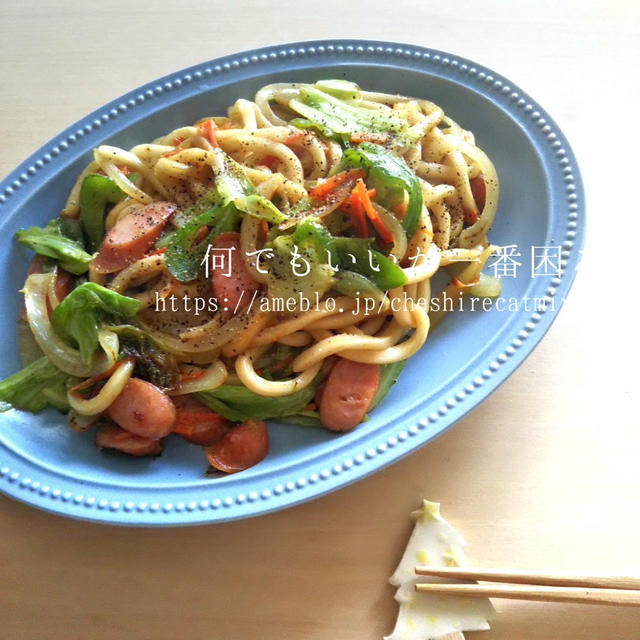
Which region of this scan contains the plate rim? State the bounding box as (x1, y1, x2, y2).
(0, 39, 586, 526)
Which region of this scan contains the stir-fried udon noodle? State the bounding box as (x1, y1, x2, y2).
(0, 80, 500, 472)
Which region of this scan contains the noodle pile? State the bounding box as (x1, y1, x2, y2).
(47, 81, 500, 411)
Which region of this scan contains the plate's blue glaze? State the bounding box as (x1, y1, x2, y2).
(0, 40, 585, 525)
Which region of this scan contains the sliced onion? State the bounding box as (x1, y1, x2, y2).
(372, 202, 407, 262)
(169, 360, 228, 395)
(98, 328, 120, 364)
(467, 273, 502, 298)
(23, 273, 111, 377)
(67, 358, 134, 416)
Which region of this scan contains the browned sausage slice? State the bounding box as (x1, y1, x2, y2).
(106, 377, 176, 439)
(205, 419, 268, 473)
(95, 423, 162, 457)
(319, 358, 380, 432)
(210, 232, 260, 312)
(92, 201, 177, 274)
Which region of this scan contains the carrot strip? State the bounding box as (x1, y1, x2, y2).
(348, 184, 369, 237)
(451, 276, 480, 288)
(309, 169, 365, 200)
(145, 246, 166, 257)
(258, 219, 269, 244)
(353, 179, 394, 244)
(180, 368, 206, 382)
(69, 358, 130, 394)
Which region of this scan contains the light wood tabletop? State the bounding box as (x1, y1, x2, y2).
(1, 1, 639, 638)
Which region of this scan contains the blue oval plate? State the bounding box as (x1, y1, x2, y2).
(0, 40, 584, 525)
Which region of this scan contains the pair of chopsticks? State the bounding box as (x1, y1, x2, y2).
(415, 567, 640, 606)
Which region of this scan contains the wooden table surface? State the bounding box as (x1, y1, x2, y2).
(1, 1, 639, 638)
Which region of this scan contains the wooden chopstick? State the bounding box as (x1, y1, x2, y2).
(414, 583, 640, 606)
(414, 566, 640, 590)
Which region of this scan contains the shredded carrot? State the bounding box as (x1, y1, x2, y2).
(347, 184, 369, 238)
(145, 246, 166, 257)
(349, 132, 389, 145)
(180, 368, 206, 382)
(464, 209, 479, 225)
(115, 164, 132, 176)
(341, 187, 376, 213)
(258, 219, 269, 244)
(70, 359, 130, 394)
(162, 148, 182, 158)
(204, 120, 219, 147)
(173, 136, 185, 146)
(451, 276, 480, 289)
(353, 179, 394, 244)
(195, 119, 219, 148)
(308, 169, 365, 200)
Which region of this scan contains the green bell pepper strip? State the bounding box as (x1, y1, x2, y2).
(333, 237, 407, 289)
(339, 143, 423, 239)
(293, 217, 339, 267)
(164, 204, 239, 283)
(369, 360, 407, 410)
(333, 270, 386, 302)
(79, 174, 128, 250)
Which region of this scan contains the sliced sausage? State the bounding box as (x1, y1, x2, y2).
(210, 232, 260, 312)
(92, 201, 177, 274)
(205, 419, 268, 473)
(319, 359, 380, 432)
(95, 423, 162, 457)
(106, 377, 176, 439)
(53, 267, 73, 302)
(172, 395, 229, 446)
(469, 175, 486, 212)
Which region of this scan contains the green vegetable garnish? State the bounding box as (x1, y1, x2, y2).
(15, 219, 92, 275)
(340, 143, 423, 239)
(51, 283, 141, 365)
(370, 360, 407, 410)
(197, 382, 318, 422)
(288, 85, 420, 147)
(333, 237, 407, 289)
(163, 148, 286, 281)
(0, 357, 72, 413)
(266, 235, 336, 309)
(164, 205, 235, 283)
(110, 324, 178, 389)
(293, 216, 339, 267)
(79, 174, 127, 250)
